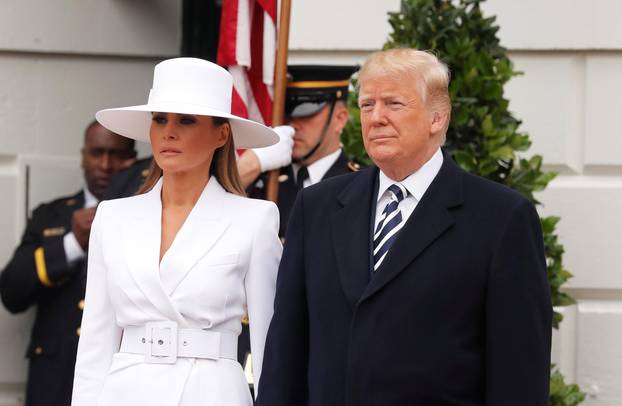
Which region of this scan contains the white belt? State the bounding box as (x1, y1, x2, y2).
(120, 321, 237, 364)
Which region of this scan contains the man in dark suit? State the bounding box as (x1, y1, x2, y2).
(0, 121, 136, 406)
(257, 49, 552, 406)
(240, 65, 360, 237)
(230, 66, 360, 383)
(103, 156, 151, 199)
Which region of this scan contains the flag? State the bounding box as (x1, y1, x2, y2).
(218, 0, 277, 126)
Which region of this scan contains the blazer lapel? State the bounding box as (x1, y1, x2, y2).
(361, 153, 464, 303)
(121, 179, 188, 326)
(159, 177, 230, 295)
(330, 167, 378, 308)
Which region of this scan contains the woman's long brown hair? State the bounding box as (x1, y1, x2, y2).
(137, 116, 245, 196)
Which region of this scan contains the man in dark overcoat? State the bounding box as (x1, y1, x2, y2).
(257, 49, 552, 406)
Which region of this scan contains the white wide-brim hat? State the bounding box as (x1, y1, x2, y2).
(95, 58, 278, 149)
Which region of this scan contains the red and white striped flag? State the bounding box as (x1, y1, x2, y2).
(218, 0, 277, 126)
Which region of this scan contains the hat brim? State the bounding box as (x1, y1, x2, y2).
(95, 102, 279, 149)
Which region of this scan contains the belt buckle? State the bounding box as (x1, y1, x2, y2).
(145, 321, 178, 364)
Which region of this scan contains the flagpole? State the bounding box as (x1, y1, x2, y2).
(266, 0, 292, 203)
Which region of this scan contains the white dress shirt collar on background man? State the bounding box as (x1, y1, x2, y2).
(64, 187, 99, 264)
(83, 187, 98, 209)
(293, 148, 342, 188)
(374, 148, 443, 231)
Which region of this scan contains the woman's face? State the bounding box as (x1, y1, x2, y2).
(149, 113, 229, 175)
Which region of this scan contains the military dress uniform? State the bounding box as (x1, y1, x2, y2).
(249, 64, 360, 238)
(243, 65, 360, 381)
(103, 157, 152, 200)
(0, 192, 89, 406)
(250, 152, 358, 238)
(242, 152, 358, 395)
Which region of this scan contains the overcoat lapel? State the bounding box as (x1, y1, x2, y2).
(159, 177, 230, 295)
(361, 155, 464, 303)
(330, 168, 377, 308)
(121, 179, 187, 326)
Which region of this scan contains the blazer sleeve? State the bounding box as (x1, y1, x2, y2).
(256, 194, 309, 406)
(486, 199, 552, 405)
(245, 202, 282, 398)
(72, 202, 122, 405)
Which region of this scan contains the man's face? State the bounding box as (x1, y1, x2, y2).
(359, 72, 441, 180)
(82, 124, 136, 199)
(287, 105, 332, 163)
(287, 103, 345, 164)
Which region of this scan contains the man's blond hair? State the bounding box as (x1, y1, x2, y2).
(358, 48, 452, 142)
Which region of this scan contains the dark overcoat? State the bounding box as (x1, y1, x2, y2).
(257, 153, 552, 406)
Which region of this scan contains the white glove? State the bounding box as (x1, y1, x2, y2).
(252, 125, 295, 172)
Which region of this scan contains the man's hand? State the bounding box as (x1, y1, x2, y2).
(253, 125, 295, 172)
(71, 207, 97, 250)
(238, 125, 295, 189)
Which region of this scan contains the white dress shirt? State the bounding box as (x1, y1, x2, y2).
(63, 187, 98, 264)
(374, 148, 443, 232)
(292, 148, 342, 188)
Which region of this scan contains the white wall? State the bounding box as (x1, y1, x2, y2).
(484, 1, 622, 403)
(0, 1, 181, 403)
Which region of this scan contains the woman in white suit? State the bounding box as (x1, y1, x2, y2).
(71, 58, 282, 405)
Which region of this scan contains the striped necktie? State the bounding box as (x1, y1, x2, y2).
(373, 183, 407, 271)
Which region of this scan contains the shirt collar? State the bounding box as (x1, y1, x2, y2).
(83, 187, 99, 208)
(293, 148, 342, 186)
(377, 148, 443, 202)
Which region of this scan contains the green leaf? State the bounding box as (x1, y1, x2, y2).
(490, 145, 514, 160)
(482, 115, 494, 137)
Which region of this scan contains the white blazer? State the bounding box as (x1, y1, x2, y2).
(71, 177, 281, 406)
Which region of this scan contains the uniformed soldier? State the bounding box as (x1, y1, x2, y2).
(103, 156, 152, 199)
(239, 65, 360, 237)
(0, 121, 136, 406)
(236, 65, 360, 386)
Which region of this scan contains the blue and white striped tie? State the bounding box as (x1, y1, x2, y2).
(373, 183, 407, 271)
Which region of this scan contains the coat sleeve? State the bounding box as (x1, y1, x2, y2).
(0, 205, 79, 313)
(486, 198, 552, 405)
(256, 194, 309, 406)
(72, 202, 122, 405)
(245, 202, 282, 398)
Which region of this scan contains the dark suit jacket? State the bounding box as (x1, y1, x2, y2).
(257, 152, 552, 406)
(0, 191, 87, 406)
